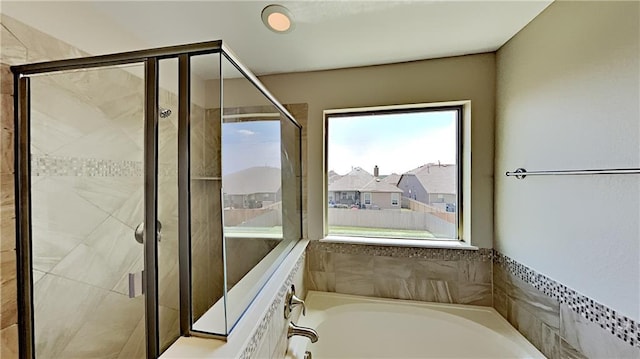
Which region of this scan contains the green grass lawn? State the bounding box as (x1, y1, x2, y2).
(328, 226, 437, 239)
(224, 226, 283, 238)
(223, 225, 443, 240)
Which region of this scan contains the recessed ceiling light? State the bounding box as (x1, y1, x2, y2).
(262, 4, 294, 34)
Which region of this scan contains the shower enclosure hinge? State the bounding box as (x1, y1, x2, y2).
(128, 270, 145, 298)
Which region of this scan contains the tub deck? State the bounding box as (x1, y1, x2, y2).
(287, 291, 545, 359)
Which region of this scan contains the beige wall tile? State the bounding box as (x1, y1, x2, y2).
(306, 271, 335, 292)
(34, 274, 107, 358)
(465, 260, 492, 283)
(1, 64, 13, 95)
(414, 279, 452, 303)
(540, 322, 560, 359)
(0, 324, 19, 359)
(493, 287, 508, 318)
(1, 15, 83, 64)
(1, 173, 16, 252)
(372, 256, 413, 279)
(335, 272, 374, 297)
(1, 93, 13, 129)
(373, 276, 414, 300)
(117, 318, 145, 359)
(0, 250, 17, 329)
(560, 304, 639, 359)
(0, 249, 16, 281)
(560, 338, 587, 359)
(508, 297, 544, 352)
(306, 249, 333, 272)
(413, 259, 459, 281)
(254, 334, 270, 359)
(57, 292, 144, 358)
(159, 305, 180, 352)
(0, 23, 27, 66)
(50, 216, 141, 291)
(453, 282, 492, 306)
(0, 127, 13, 176)
(493, 262, 560, 330)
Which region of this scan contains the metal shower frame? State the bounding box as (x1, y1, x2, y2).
(11, 40, 300, 359)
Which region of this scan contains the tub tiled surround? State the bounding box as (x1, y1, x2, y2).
(305, 242, 639, 359)
(494, 251, 640, 359)
(243, 251, 306, 359)
(305, 241, 493, 307)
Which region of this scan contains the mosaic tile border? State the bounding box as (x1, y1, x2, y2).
(494, 251, 639, 348)
(309, 240, 493, 261)
(31, 154, 177, 177)
(240, 251, 305, 359)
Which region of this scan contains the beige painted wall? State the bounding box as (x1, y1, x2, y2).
(214, 53, 496, 248)
(495, 1, 639, 320)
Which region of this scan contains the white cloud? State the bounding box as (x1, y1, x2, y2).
(237, 129, 256, 136)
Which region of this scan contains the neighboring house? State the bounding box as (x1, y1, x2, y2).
(223, 166, 282, 208)
(359, 178, 404, 210)
(328, 170, 341, 184)
(327, 167, 402, 210)
(397, 163, 457, 211)
(380, 173, 401, 186)
(327, 167, 373, 206)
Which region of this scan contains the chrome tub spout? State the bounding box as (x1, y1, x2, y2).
(287, 322, 319, 343)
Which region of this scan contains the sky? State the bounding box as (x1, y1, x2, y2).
(220, 110, 457, 176)
(328, 110, 457, 175)
(221, 120, 281, 175)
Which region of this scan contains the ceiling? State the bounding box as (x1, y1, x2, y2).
(2, 1, 552, 79)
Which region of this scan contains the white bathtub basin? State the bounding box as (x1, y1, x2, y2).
(286, 291, 544, 359)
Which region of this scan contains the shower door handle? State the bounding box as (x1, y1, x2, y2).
(134, 221, 162, 244)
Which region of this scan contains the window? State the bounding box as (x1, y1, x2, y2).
(221, 119, 283, 237)
(325, 104, 463, 241)
(391, 193, 399, 206)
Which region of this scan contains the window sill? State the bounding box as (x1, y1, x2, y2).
(321, 235, 478, 250)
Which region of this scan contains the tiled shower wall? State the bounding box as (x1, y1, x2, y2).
(0, 14, 186, 357)
(1, 63, 18, 358)
(1, 14, 26, 358)
(26, 60, 183, 357)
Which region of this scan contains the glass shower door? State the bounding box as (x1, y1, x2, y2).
(29, 64, 148, 358)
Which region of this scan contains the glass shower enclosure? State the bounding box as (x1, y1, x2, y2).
(11, 41, 302, 358)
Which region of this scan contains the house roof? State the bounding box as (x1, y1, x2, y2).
(380, 173, 401, 186)
(360, 178, 403, 193)
(328, 170, 342, 185)
(405, 163, 457, 194)
(223, 166, 281, 195)
(328, 167, 374, 192)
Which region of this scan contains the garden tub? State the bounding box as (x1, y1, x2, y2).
(286, 291, 544, 358)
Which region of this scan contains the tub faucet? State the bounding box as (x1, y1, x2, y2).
(287, 322, 319, 343)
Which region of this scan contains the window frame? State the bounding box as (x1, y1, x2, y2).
(391, 193, 400, 206)
(323, 101, 472, 246)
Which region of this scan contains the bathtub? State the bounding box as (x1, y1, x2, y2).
(286, 291, 544, 359)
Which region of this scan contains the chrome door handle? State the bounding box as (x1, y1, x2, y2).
(134, 221, 162, 244)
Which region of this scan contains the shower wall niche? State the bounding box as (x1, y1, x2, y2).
(13, 41, 303, 358)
